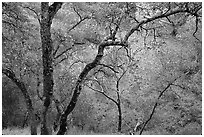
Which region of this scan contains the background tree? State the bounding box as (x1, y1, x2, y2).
(2, 2, 42, 135)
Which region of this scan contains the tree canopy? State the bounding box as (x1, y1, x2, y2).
(2, 2, 202, 135)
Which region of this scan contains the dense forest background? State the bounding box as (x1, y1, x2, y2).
(2, 2, 202, 135)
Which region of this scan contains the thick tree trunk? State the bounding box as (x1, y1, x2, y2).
(40, 2, 63, 135)
(40, 3, 54, 134)
(2, 68, 38, 135)
(57, 41, 126, 135)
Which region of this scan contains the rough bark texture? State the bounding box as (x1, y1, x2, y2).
(40, 2, 63, 135)
(57, 41, 127, 135)
(2, 68, 38, 135)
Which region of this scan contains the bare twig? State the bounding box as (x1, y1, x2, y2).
(193, 16, 201, 42)
(163, 2, 171, 15)
(21, 6, 41, 23)
(69, 60, 87, 69)
(54, 57, 68, 66)
(68, 16, 90, 32)
(53, 43, 61, 57)
(171, 83, 186, 90)
(85, 83, 118, 104)
(98, 63, 119, 73)
(124, 7, 201, 42)
(54, 47, 72, 60)
(72, 6, 82, 20)
(116, 69, 128, 92)
(67, 6, 91, 33)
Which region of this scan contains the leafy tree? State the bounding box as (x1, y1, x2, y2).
(2, 2, 42, 135)
(2, 2, 201, 135)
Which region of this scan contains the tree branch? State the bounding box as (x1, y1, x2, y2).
(139, 76, 180, 135)
(48, 2, 63, 21)
(57, 39, 127, 134)
(193, 16, 201, 42)
(54, 47, 72, 60)
(72, 5, 82, 20)
(68, 16, 90, 32)
(85, 83, 118, 105)
(171, 83, 186, 90)
(54, 57, 68, 66)
(123, 7, 198, 42)
(67, 6, 91, 33)
(21, 6, 41, 23)
(53, 43, 61, 57)
(69, 59, 86, 67)
(116, 69, 128, 92)
(2, 68, 33, 111)
(98, 63, 119, 73)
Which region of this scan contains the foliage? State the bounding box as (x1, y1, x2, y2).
(2, 2, 202, 135)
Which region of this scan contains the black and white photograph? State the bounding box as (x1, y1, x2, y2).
(2, 2, 202, 135)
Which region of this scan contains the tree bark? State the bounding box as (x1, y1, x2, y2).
(2, 68, 38, 135)
(117, 96, 122, 132)
(57, 41, 127, 135)
(40, 2, 63, 135)
(118, 106, 122, 132)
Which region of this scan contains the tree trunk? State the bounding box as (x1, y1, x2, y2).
(57, 41, 126, 135)
(117, 102, 122, 132)
(40, 3, 54, 134)
(116, 75, 122, 133)
(57, 64, 99, 134)
(40, 2, 63, 135)
(30, 111, 39, 135)
(2, 68, 38, 135)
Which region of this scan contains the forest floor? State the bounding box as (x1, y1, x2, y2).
(2, 124, 202, 135)
(2, 126, 120, 135)
(2, 127, 31, 135)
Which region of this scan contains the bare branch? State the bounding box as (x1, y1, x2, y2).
(124, 7, 199, 42)
(117, 46, 133, 63)
(72, 6, 82, 20)
(116, 69, 128, 92)
(2, 68, 33, 111)
(21, 6, 41, 23)
(54, 47, 72, 60)
(67, 6, 91, 33)
(53, 43, 61, 57)
(54, 41, 87, 61)
(106, 15, 123, 41)
(54, 57, 68, 66)
(69, 60, 87, 69)
(58, 38, 136, 134)
(85, 83, 118, 105)
(163, 2, 171, 14)
(98, 63, 119, 73)
(68, 17, 90, 32)
(193, 16, 201, 42)
(171, 84, 186, 90)
(139, 76, 181, 135)
(2, 20, 18, 28)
